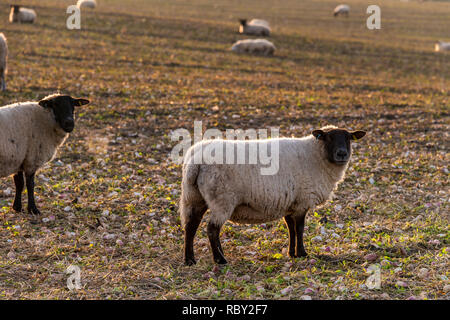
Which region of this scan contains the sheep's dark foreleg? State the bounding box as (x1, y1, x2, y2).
(25, 172, 40, 215)
(184, 205, 207, 266)
(294, 213, 307, 257)
(12, 171, 24, 212)
(207, 222, 227, 264)
(284, 215, 296, 258)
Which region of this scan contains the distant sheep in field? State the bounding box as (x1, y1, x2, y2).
(0, 94, 90, 215)
(231, 39, 276, 56)
(247, 19, 270, 28)
(77, 0, 97, 9)
(180, 125, 366, 265)
(334, 4, 350, 17)
(9, 5, 36, 23)
(239, 19, 270, 36)
(0, 33, 7, 91)
(435, 41, 450, 52)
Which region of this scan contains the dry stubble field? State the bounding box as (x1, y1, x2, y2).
(0, 0, 448, 300)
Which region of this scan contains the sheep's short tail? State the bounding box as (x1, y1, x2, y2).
(183, 163, 200, 187)
(180, 163, 204, 227)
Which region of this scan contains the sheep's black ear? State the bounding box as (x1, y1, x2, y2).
(38, 99, 52, 109)
(312, 129, 326, 140)
(72, 98, 90, 107)
(350, 131, 366, 140)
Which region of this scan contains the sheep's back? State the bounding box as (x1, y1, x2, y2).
(20, 8, 36, 22)
(335, 4, 350, 13)
(77, 0, 97, 9)
(232, 39, 275, 55)
(248, 19, 270, 28)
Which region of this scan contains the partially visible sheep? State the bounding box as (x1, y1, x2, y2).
(180, 126, 366, 265)
(77, 0, 97, 9)
(435, 41, 450, 52)
(239, 19, 270, 36)
(231, 39, 276, 56)
(0, 94, 90, 215)
(9, 5, 36, 23)
(334, 4, 350, 17)
(0, 33, 7, 91)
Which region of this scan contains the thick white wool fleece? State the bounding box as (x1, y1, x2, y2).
(0, 99, 68, 177)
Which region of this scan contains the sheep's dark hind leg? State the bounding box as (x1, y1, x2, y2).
(184, 205, 207, 266)
(284, 215, 296, 258)
(12, 171, 24, 212)
(25, 172, 40, 215)
(294, 213, 307, 257)
(207, 222, 227, 264)
(0, 74, 6, 91)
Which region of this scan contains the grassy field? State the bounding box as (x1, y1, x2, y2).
(0, 0, 448, 300)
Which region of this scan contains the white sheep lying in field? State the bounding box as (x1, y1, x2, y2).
(0, 94, 89, 215)
(0, 33, 7, 91)
(334, 4, 350, 17)
(9, 5, 36, 23)
(435, 41, 450, 52)
(77, 0, 97, 9)
(180, 125, 366, 265)
(231, 39, 276, 56)
(239, 19, 270, 36)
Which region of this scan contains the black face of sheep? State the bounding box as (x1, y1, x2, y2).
(312, 128, 366, 165)
(11, 5, 20, 13)
(38, 95, 90, 133)
(239, 19, 247, 26)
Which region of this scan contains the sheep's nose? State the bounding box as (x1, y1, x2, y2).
(335, 149, 348, 160)
(62, 118, 74, 131)
(63, 119, 74, 126)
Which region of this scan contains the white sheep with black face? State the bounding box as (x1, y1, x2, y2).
(0, 33, 7, 91)
(9, 5, 37, 23)
(0, 94, 90, 215)
(435, 41, 450, 52)
(180, 126, 366, 265)
(239, 19, 271, 36)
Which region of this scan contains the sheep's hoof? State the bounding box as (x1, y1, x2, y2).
(215, 257, 228, 265)
(28, 206, 41, 215)
(297, 251, 308, 258)
(12, 203, 22, 212)
(185, 257, 197, 266)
